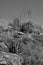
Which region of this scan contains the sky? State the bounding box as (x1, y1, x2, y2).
(0, 0, 43, 26)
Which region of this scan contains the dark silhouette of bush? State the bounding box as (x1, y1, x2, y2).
(20, 21, 33, 33)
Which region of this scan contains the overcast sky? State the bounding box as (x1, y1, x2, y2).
(0, 0, 43, 26)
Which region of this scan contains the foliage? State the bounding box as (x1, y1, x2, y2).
(0, 10, 43, 65)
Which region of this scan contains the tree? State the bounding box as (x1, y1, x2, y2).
(20, 8, 32, 24)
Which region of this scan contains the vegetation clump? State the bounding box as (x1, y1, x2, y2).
(0, 9, 43, 65)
